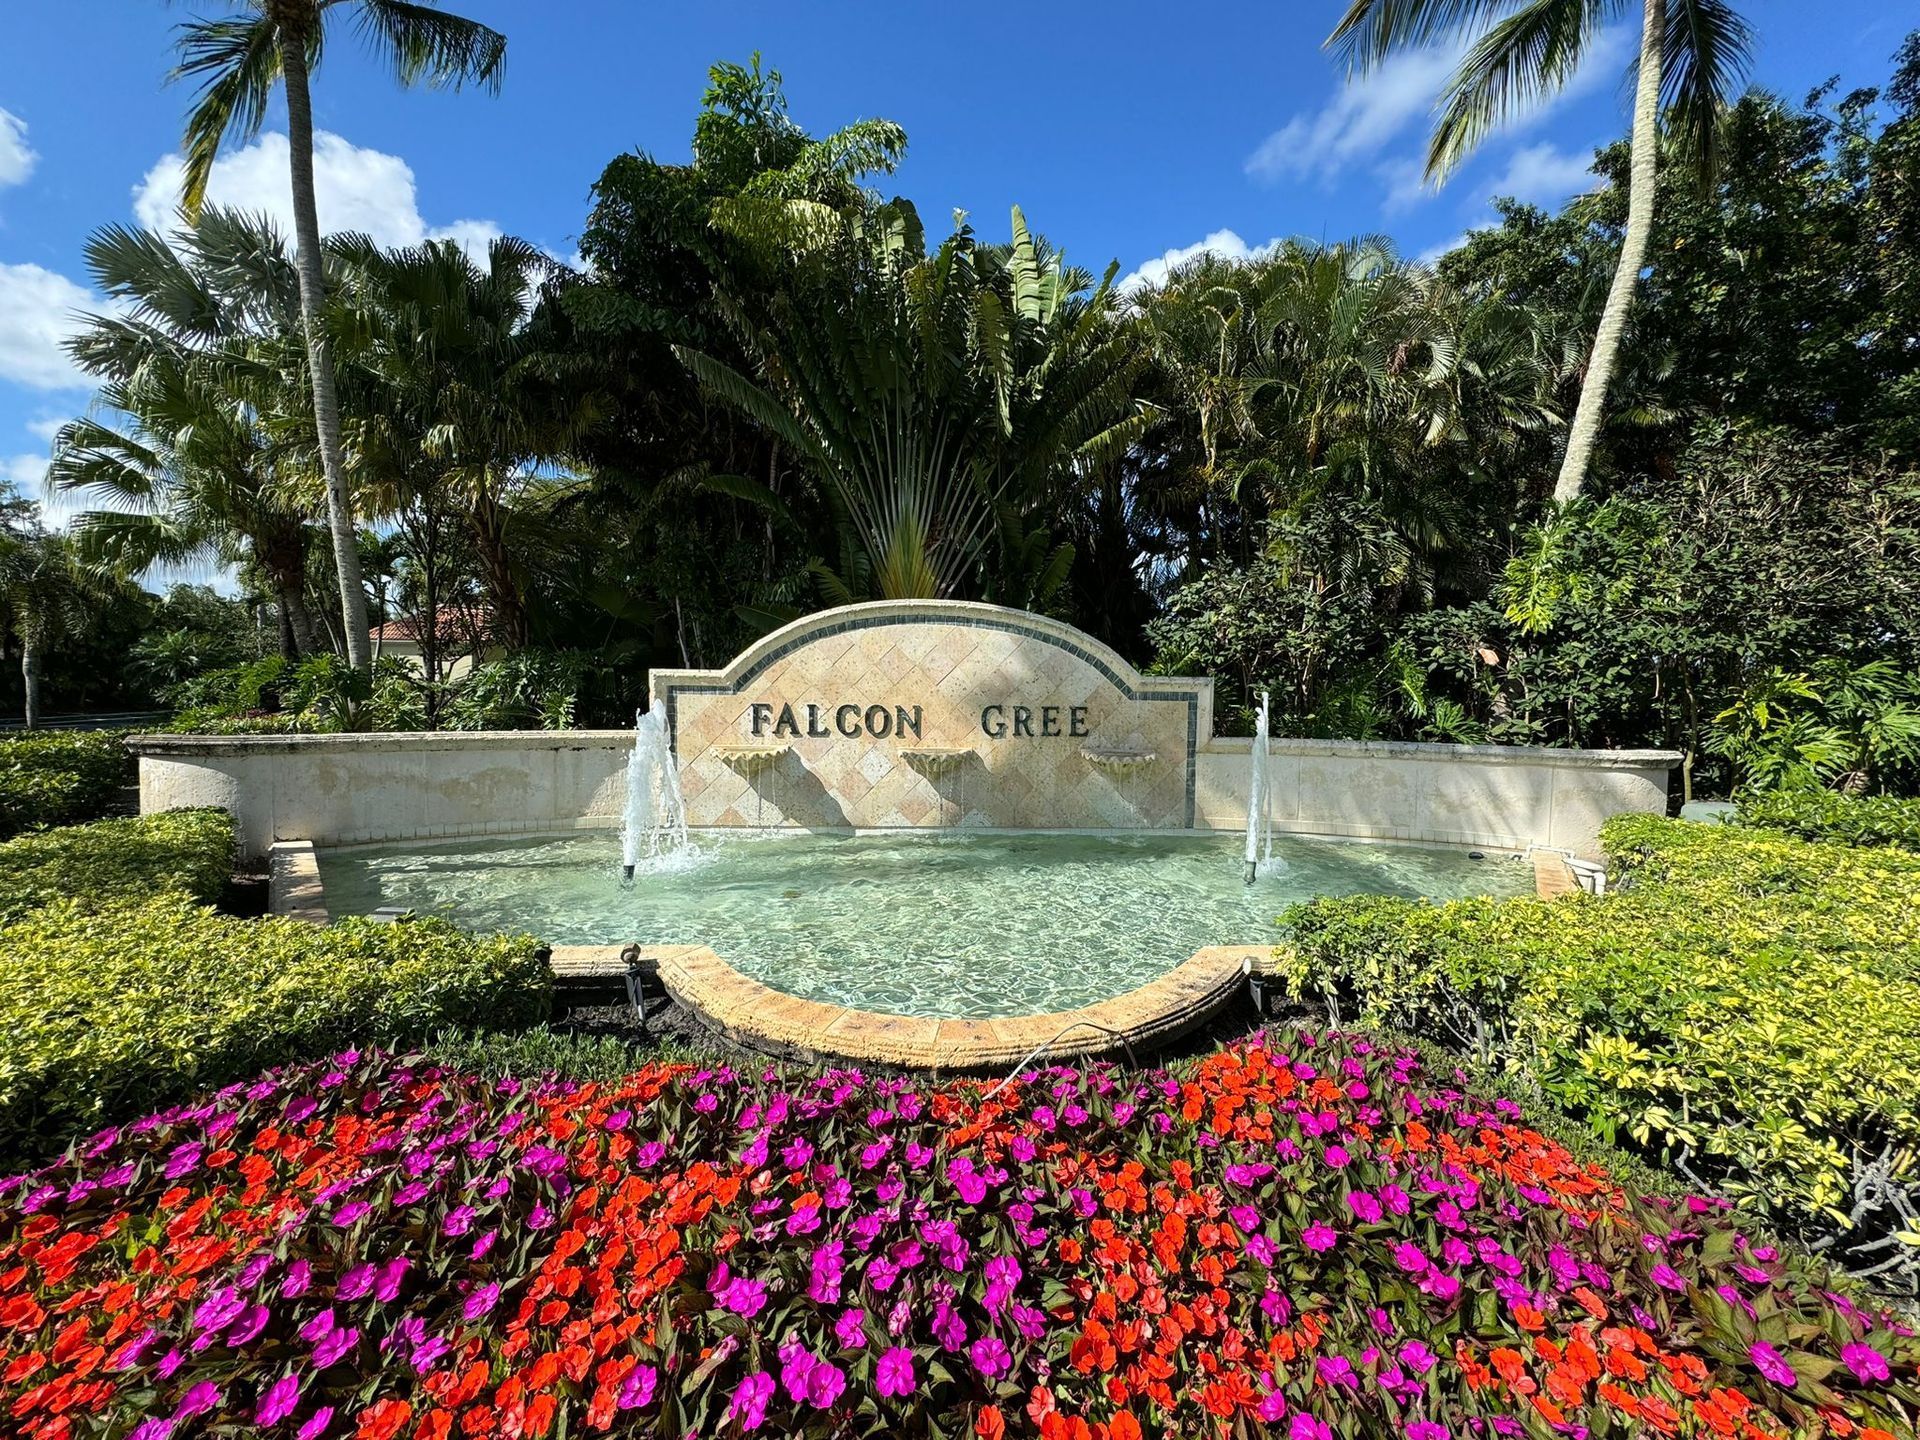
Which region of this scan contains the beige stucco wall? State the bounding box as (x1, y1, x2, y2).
(131, 603, 1678, 858)
(134, 730, 634, 857)
(1197, 737, 1674, 860)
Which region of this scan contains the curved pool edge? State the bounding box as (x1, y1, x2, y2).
(649, 942, 1263, 1071)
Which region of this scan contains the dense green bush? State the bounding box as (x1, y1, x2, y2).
(0, 896, 549, 1156)
(1738, 788, 1920, 852)
(0, 731, 133, 837)
(0, 808, 235, 922)
(1272, 814, 1920, 1285)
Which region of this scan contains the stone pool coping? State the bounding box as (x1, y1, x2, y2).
(652, 942, 1262, 1070)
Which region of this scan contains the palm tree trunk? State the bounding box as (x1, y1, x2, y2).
(468, 494, 529, 650)
(1553, 0, 1664, 504)
(21, 637, 40, 730)
(278, 29, 372, 670)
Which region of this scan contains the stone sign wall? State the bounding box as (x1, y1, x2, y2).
(649, 601, 1213, 830)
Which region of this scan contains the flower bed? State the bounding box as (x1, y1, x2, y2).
(3, 1035, 1914, 1440)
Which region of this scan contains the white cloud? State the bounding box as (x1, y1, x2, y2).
(1118, 228, 1283, 296)
(132, 130, 501, 258)
(0, 262, 96, 391)
(1246, 24, 1634, 213)
(0, 108, 35, 190)
(0, 452, 46, 491)
(1480, 141, 1601, 208)
(1246, 44, 1463, 185)
(25, 415, 64, 444)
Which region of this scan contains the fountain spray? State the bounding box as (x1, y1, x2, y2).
(622, 706, 687, 881)
(1244, 690, 1273, 884)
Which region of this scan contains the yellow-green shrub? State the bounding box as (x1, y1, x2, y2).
(1738, 788, 1920, 852)
(1273, 815, 1920, 1279)
(0, 731, 132, 838)
(0, 808, 235, 923)
(0, 896, 549, 1156)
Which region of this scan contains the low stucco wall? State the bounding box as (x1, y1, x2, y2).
(1198, 737, 1674, 859)
(134, 731, 635, 858)
(133, 729, 1675, 860)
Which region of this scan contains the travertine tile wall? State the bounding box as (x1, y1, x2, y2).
(653, 604, 1208, 831)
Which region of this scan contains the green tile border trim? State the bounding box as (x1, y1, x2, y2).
(658, 602, 1207, 829)
(654, 942, 1259, 1071)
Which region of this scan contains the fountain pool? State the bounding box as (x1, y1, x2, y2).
(318, 830, 1528, 1019)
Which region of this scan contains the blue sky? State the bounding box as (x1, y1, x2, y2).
(0, 1, 1908, 544)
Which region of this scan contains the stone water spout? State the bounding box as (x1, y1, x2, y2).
(622, 706, 688, 880)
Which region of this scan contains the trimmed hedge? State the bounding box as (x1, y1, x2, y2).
(1738, 787, 1920, 852)
(0, 807, 235, 923)
(1272, 814, 1920, 1282)
(0, 731, 133, 838)
(0, 896, 549, 1156)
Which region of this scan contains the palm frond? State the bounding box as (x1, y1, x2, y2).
(351, 0, 506, 92)
(1429, 0, 1611, 180)
(170, 12, 285, 220)
(1661, 0, 1755, 174)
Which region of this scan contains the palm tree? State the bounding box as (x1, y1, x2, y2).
(53, 211, 326, 657)
(0, 529, 121, 728)
(170, 0, 506, 670)
(681, 206, 1146, 600)
(331, 234, 595, 648)
(1327, 0, 1753, 503)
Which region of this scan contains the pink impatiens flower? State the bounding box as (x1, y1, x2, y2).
(875, 1347, 916, 1399)
(1302, 1221, 1338, 1252)
(255, 1373, 300, 1425)
(970, 1335, 1012, 1380)
(1840, 1342, 1890, 1384)
(730, 1371, 775, 1431)
(1749, 1341, 1798, 1387)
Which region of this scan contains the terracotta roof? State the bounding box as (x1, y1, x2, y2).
(369, 607, 486, 643)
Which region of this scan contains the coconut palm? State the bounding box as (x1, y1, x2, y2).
(1327, 0, 1753, 503)
(53, 211, 326, 657)
(169, 0, 507, 669)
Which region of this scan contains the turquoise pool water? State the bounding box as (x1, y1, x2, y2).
(320, 830, 1527, 1018)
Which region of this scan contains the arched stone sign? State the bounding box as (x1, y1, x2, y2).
(650, 601, 1214, 830)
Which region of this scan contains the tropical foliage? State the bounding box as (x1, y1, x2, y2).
(11, 32, 1918, 804)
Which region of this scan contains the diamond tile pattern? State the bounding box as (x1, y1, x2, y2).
(666, 614, 1202, 830)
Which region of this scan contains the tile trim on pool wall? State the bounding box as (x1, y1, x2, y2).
(656, 942, 1261, 1070)
(655, 603, 1207, 831)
